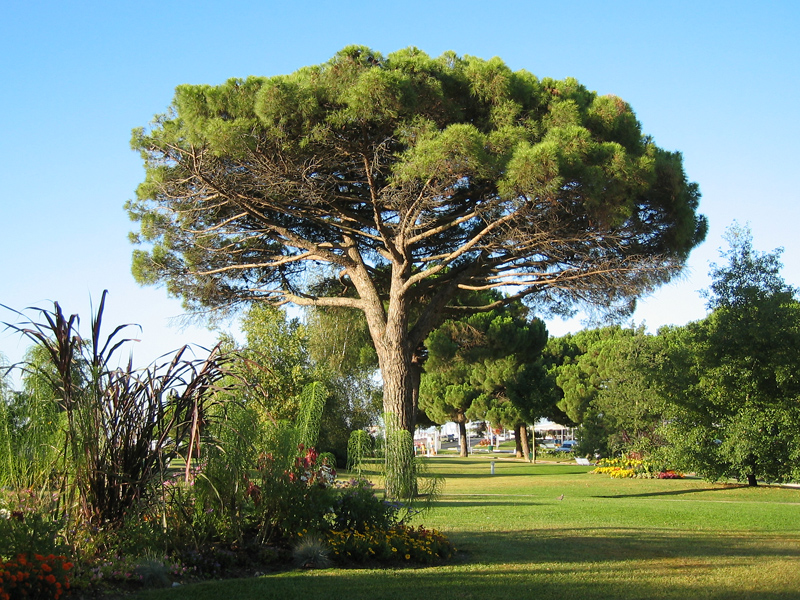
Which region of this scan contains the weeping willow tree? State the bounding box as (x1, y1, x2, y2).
(346, 429, 373, 479)
(345, 419, 440, 503)
(187, 379, 330, 546)
(295, 381, 327, 449)
(384, 418, 417, 499)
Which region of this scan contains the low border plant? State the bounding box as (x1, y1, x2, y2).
(322, 478, 455, 565)
(0, 553, 73, 600)
(327, 524, 455, 565)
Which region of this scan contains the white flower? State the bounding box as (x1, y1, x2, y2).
(0, 509, 10, 520)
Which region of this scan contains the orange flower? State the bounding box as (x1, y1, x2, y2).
(46, 574, 57, 584)
(62, 562, 73, 571)
(41, 563, 52, 572)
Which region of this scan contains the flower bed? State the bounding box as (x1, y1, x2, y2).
(591, 457, 683, 479)
(0, 554, 72, 600)
(326, 524, 455, 565)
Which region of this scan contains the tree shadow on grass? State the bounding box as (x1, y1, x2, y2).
(144, 532, 800, 600)
(448, 527, 800, 566)
(432, 499, 546, 508)
(426, 468, 592, 479)
(592, 485, 752, 499)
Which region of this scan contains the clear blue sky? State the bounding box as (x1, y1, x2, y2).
(1, 1, 798, 369)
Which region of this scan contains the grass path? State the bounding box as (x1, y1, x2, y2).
(135, 456, 800, 600)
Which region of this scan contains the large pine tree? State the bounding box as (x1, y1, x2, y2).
(128, 47, 706, 492)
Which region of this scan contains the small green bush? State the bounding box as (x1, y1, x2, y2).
(292, 535, 332, 569)
(330, 479, 399, 532)
(133, 555, 172, 589)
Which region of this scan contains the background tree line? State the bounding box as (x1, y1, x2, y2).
(539, 224, 800, 486)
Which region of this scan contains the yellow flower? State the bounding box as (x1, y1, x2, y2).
(405, 554, 411, 560)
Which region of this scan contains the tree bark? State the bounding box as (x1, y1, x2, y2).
(457, 418, 468, 457)
(519, 424, 532, 462)
(747, 473, 758, 486)
(377, 340, 416, 434)
(368, 264, 418, 435)
(372, 275, 421, 498)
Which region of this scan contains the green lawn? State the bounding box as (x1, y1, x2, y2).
(134, 456, 800, 600)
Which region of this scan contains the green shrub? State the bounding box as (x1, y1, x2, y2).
(292, 535, 332, 569)
(330, 479, 399, 532)
(133, 555, 172, 589)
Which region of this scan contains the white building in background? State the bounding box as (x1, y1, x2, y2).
(533, 419, 576, 442)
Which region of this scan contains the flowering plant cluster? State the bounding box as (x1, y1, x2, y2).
(326, 524, 455, 565)
(591, 457, 683, 479)
(246, 446, 337, 503)
(292, 446, 337, 486)
(0, 554, 72, 600)
(244, 445, 338, 543)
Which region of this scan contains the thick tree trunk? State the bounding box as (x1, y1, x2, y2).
(457, 418, 468, 457)
(747, 473, 758, 486)
(519, 424, 531, 462)
(373, 285, 421, 499)
(378, 342, 419, 498)
(372, 269, 417, 436)
(378, 343, 417, 434)
(514, 424, 524, 458)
